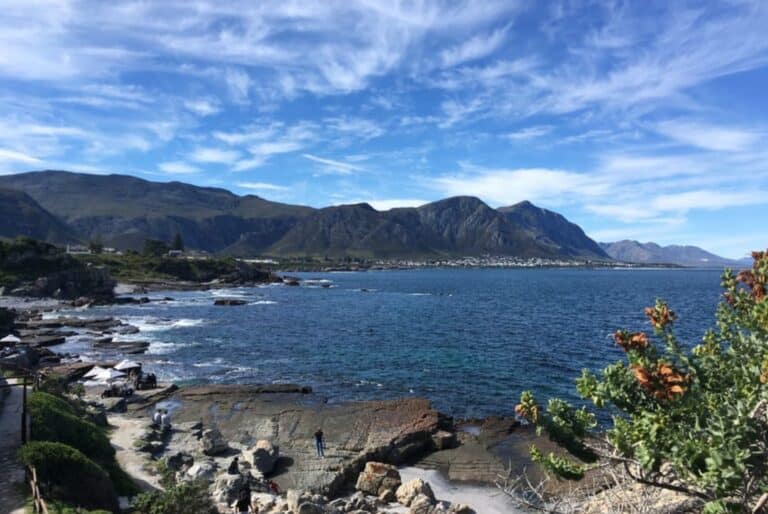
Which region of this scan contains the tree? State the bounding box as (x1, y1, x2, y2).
(88, 237, 103, 254)
(516, 250, 768, 513)
(171, 232, 184, 252)
(143, 238, 170, 257)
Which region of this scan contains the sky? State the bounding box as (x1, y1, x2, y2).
(0, 1, 767, 258)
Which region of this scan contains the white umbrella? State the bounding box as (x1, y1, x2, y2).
(83, 365, 108, 379)
(1, 334, 21, 344)
(92, 368, 126, 382)
(114, 359, 141, 371)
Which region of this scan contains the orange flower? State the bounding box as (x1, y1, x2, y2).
(632, 361, 689, 402)
(645, 304, 676, 329)
(615, 331, 649, 352)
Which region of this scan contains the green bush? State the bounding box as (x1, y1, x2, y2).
(18, 441, 118, 512)
(133, 479, 217, 514)
(28, 391, 114, 463)
(517, 250, 768, 511)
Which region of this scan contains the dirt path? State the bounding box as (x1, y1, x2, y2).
(109, 414, 162, 492)
(0, 380, 28, 514)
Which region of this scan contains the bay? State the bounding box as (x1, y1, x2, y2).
(65, 268, 724, 419)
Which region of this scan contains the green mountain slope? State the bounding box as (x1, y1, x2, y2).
(0, 188, 80, 244)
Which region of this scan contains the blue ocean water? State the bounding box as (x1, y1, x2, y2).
(63, 268, 725, 419)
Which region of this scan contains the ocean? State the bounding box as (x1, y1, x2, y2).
(56, 268, 724, 420)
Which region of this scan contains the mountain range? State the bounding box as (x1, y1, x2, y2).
(0, 170, 607, 260)
(0, 171, 745, 266)
(599, 240, 747, 268)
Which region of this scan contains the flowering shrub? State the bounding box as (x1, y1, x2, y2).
(516, 250, 768, 513)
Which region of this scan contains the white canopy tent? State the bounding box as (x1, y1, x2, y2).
(1, 334, 21, 344)
(114, 359, 142, 371)
(83, 366, 108, 379)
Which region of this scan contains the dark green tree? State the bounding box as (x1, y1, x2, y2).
(171, 232, 184, 251)
(143, 238, 170, 257)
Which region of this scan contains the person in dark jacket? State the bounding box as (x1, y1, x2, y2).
(314, 428, 324, 457)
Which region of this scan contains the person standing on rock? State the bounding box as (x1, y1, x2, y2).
(234, 491, 253, 514)
(314, 428, 325, 458)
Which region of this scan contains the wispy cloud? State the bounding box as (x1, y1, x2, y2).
(0, 148, 42, 164)
(236, 181, 289, 191)
(440, 25, 508, 68)
(158, 161, 200, 174)
(504, 126, 552, 141)
(191, 148, 241, 164)
(655, 120, 763, 152)
(303, 154, 365, 174)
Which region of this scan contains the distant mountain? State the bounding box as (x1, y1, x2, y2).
(0, 188, 80, 244)
(600, 240, 744, 268)
(0, 170, 609, 260)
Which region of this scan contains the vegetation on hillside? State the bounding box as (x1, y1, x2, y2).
(0, 237, 86, 289)
(516, 250, 768, 512)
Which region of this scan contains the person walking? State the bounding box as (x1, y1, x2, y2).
(314, 428, 325, 458)
(152, 408, 162, 428)
(160, 409, 172, 432)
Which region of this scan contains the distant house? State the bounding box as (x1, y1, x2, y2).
(167, 250, 184, 258)
(66, 244, 92, 255)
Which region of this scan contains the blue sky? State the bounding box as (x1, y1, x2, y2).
(1, 1, 767, 258)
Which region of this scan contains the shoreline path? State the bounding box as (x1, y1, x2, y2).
(0, 378, 28, 513)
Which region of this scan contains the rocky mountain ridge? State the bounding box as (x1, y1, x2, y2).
(0, 170, 608, 259)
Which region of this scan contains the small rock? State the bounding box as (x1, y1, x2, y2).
(186, 460, 217, 481)
(379, 489, 396, 503)
(449, 504, 475, 514)
(214, 298, 248, 306)
(431, 430, 457, 450)
(396, 479, 435, 507)
(201, 428, 229, 455)
(297, 503, 323, 514)
(409, 494, 437, 514)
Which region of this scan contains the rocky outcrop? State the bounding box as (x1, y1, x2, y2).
(355, 462, 401, 497)
(171, 386, 445, 497)
(214, 298, 247, 306)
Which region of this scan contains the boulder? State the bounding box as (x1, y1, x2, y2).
(431, 430, 457, 450)
(101, 397, 127, 413)
(396, 479, 435, 507)
(201, 428, 229, 455)
(165, 451, 194, 471)
(245, 439, 280, 474)
(409, 494, 437, 514)
(449, 504, 475, 514)
(356, 462, 402, 498)
(186, 460, 217, 481)
(379, 489, 396, 503)
(211, 472, 260, 504)
(297, 503, 324, 514)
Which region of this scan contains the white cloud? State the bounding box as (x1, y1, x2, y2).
(225, 68, 252, 103)
(237, 181, 289, 191)
(191, 148, 241, 164)
(440, 25, 508, 68)
(158, 161, 200, 174)
(184, 98, 221, 117)
(303, 154, 365, 174)
(430, 167, 610, 206)
(364, 198, 430, 211)
(504, 126, 552, 141)
(655, 120, 762, 152)
(651, 190, 767, 212)
(0, 148, 42, 164)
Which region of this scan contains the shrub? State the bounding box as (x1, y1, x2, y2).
(516, 250, 768, 512)
(18, 441, 118, 512)
(28, 391, 115, 463)
(132, 479, 217, 514)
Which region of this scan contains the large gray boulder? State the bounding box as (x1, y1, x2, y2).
(409, 493, 438, 514)
(201, 428, 229, 455)
(355, 462, 402, 497)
